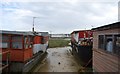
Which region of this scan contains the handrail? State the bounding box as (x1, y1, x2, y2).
(2, 51, 10, 55)
(2, 50, 10, 70)
(2, 65, 9, 70)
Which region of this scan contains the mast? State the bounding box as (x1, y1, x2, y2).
(32, 17, 36, 32)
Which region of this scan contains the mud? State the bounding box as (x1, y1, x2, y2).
(32, 47, 80, 72)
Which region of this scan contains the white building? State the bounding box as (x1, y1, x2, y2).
(50, 34, 70, 38)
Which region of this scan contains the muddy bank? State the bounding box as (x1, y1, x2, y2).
(32, 47, 80, 72)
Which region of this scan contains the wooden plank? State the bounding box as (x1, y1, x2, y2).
(93, 50, 119, 72)
(93, 49, 118, 63)
(94, 51, 118, 67)
(94, 54, 118, 71)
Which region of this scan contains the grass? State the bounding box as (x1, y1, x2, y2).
(48, 38, 70, 48)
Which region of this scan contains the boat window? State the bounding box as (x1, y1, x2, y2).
(24, 36, 28, 49)
(2, 35, 9, 41)
(12, 36, 22, 41)
(105, 35, 113, 52)
(114, 34, 120, 54)
(12, 42, 22, 49)
(98, 35, 105, 50)
(1, 35, 10, 48)
(12, 36, 22, 49)
(98, 34, 120, 55)
(24, 36, 33, 49)
(0, 42, 10, 48)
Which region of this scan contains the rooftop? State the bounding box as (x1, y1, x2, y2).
(92, 22, 120, 31)
(0, 30, 49, 36)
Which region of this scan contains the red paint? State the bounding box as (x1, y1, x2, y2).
(34, 36, 42, 44)
(1, 32, 49, 63)
(79, 30, 93, 38)
(1, 34, 33, 62)
(23, 48, 33, 62)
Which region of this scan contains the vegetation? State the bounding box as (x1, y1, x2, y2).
(48, 38, 70, 48)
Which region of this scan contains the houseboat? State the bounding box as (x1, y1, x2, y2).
(92, 22, 120, 72)
(0, 30, 49, 72)
(71, 30, 93, 68)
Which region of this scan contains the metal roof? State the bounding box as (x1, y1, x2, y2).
(92, 22, 120, 31)
(71, 30, 92, 34)
(33, 32, 49, 36)
(0, 30, 49, 36)
(0, 30, 33, 35)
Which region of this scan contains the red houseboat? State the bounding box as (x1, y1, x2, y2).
(0, 30, 49, 72)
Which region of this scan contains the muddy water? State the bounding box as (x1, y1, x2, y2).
(33, 47, 80, 72)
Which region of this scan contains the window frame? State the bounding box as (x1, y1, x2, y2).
(113, 34, 120, 55)
(1, 35, 10, 49)
(98, 34, 119, 55)
(98, 35, 105, 50)
(11, 35, 23, 49)
(24, 35, 33, 49)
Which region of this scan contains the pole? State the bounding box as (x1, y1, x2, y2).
(32, 17, 35, 32)
(32, 17, 40, 32)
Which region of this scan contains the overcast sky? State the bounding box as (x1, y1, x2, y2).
(1, 0, 119, 34)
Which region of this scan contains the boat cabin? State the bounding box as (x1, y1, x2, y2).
(92, 22, 120, 72)
(0, 30, 49, 72)
(0, 30, 34, 63)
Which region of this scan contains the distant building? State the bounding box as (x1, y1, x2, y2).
(50, 34, 70, 38)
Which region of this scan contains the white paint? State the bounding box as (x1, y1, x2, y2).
(73, 33, 79, 42)
(33, 43, 48, 54)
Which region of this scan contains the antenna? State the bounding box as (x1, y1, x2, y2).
(32, 17, 40, 32)
(32, 17, 36, 32)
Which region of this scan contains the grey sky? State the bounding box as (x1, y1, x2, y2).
(1, 0, 119, 34)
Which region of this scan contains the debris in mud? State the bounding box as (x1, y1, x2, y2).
(58, 62, 61, 65)
(71, 63, 75, 66)
(52, 52, 58, 56)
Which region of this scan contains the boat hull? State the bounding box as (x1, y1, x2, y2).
(71, 44, 92, 67)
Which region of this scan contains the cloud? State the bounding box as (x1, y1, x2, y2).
(1, 1, 118, 34)
(2, 0, 120, 2)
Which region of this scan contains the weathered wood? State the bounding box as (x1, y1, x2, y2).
(93, 49, 119, 72)
(92, 23, 120, 72)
